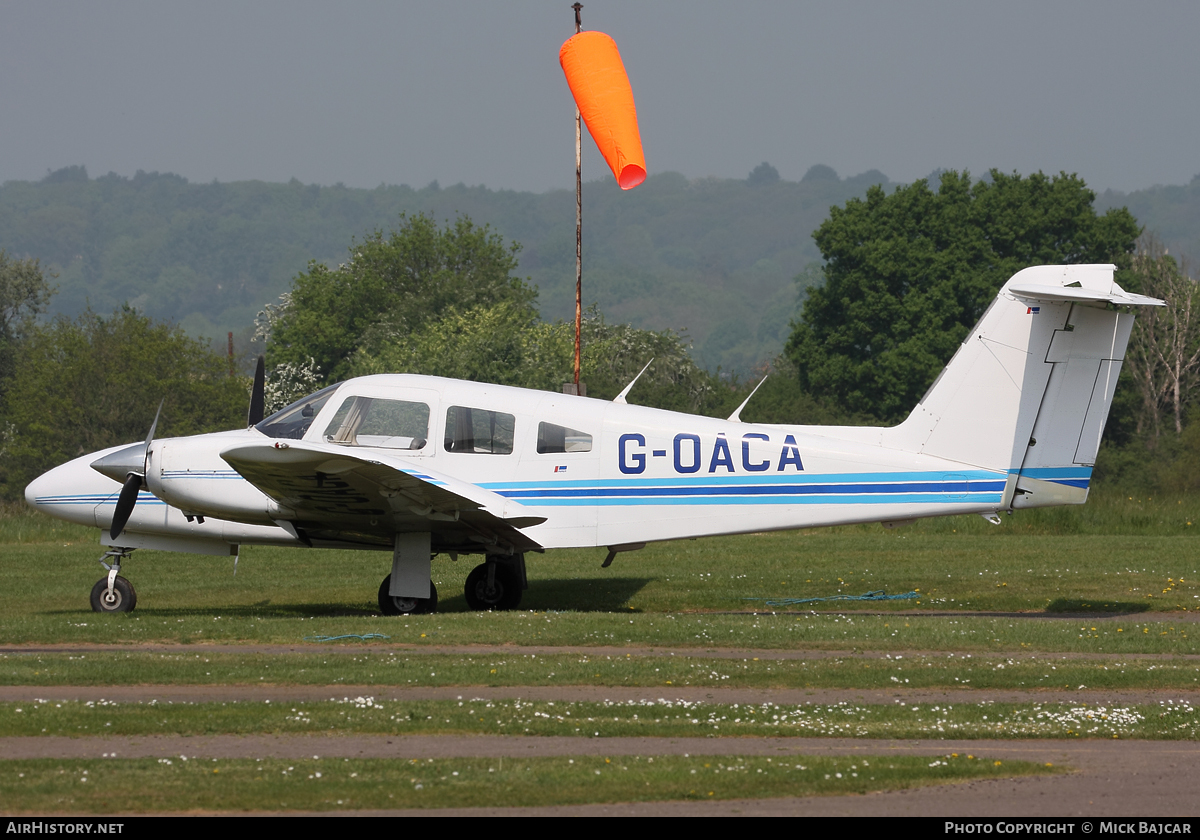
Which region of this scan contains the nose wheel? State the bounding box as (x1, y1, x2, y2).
(90, 548, 137, 613)
(90, 576, 137, 613)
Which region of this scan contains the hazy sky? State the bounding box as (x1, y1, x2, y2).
(2, 1, 1197, 194)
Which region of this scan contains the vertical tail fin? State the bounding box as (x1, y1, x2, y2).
(883, 264, 1163, 507)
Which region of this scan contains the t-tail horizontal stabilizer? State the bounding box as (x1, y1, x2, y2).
(881, 264, 1163, 510)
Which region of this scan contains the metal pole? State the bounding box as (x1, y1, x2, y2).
(573, 2, 583, 388)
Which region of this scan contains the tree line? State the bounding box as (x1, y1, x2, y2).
(0, 163, 906, 378)
(0, 253, 247, 498)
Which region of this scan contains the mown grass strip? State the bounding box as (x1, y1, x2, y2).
(4, 611, 1200, 655)
(5, 650, 1200, 690)
(2, 697, 1196, 740)
(0, 754, 1058, 813)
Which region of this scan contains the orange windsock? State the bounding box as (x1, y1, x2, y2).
(559, 31, 646, 190)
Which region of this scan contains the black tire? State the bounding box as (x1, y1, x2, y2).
(464, 562, 522, 611)
(377, 575, 438, 615)
(90, 576, 137, 613)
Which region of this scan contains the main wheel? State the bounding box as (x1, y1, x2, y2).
(464, 563, 522, 611)
(377, 575, 438, 615)
(90, 576, 137, 613)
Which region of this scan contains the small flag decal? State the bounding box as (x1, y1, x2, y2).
(1027, 306, 1040, 315)
(554, 466, 568, 473)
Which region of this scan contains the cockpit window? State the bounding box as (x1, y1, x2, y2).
(444, 406, 514, 454)
(323, 396, 430, 450)
(537, 422, 593, 453)
(255, 383, 341, 440)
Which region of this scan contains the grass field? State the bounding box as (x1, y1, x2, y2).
(0, 754, 1057, 814)
(1, 493, 1197, 812)
(6, 648, 1199, 689)
(2, 696, 1195, 740)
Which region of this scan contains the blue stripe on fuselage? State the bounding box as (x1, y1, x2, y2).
(497, 481, 1005, 499)
(530, 492, 1003, 507)
(486, 470, 1002, 490)
(480, 471, 1006, 507)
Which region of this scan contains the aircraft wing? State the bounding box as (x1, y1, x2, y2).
(220, 440, 544, 553)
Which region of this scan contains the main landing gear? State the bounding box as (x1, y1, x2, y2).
(375, 552, 527, 615)
(377, 575, 438, 615)
(90, 548, 137, 613)
(464, 554, 525, 611)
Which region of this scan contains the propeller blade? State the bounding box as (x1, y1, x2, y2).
(247, 356, 266, 426)
(109, 473, 143, 540)
(145, 399, 164, 447)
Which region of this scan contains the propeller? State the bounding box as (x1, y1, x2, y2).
(247, 356, 266, 426)
(91, 400, 163, 541)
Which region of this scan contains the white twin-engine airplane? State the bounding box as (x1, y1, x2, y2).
(27, 264, 1162, 615)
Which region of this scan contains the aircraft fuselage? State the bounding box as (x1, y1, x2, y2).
(28, 374, 1014, 557)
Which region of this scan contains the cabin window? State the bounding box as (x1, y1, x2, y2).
(255, 383, 341, 440)
(323, 396, 430, 450)
(444, 406, 515, 455)
(536, 421, 593, 453)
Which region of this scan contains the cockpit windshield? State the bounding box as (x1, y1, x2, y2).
(254, 383, 341, 440)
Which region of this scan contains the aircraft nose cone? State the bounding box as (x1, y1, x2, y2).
(24, 470, 51, 510)
(91, 443, 147, 483)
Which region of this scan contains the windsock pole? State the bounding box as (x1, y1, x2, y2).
(572, 2, 583, 388)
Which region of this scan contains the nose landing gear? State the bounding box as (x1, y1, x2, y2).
(90, 548, 137, 613)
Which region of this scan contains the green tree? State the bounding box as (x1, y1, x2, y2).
(350, 303, 729, 416)
(350, 299, 550, 390)
(785, 170, 1141, 422)
(570, 310, 724, 414)
(0, 251, 55, 392)
(266, 214, 536, 383)
(0, 307, 247, 497)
